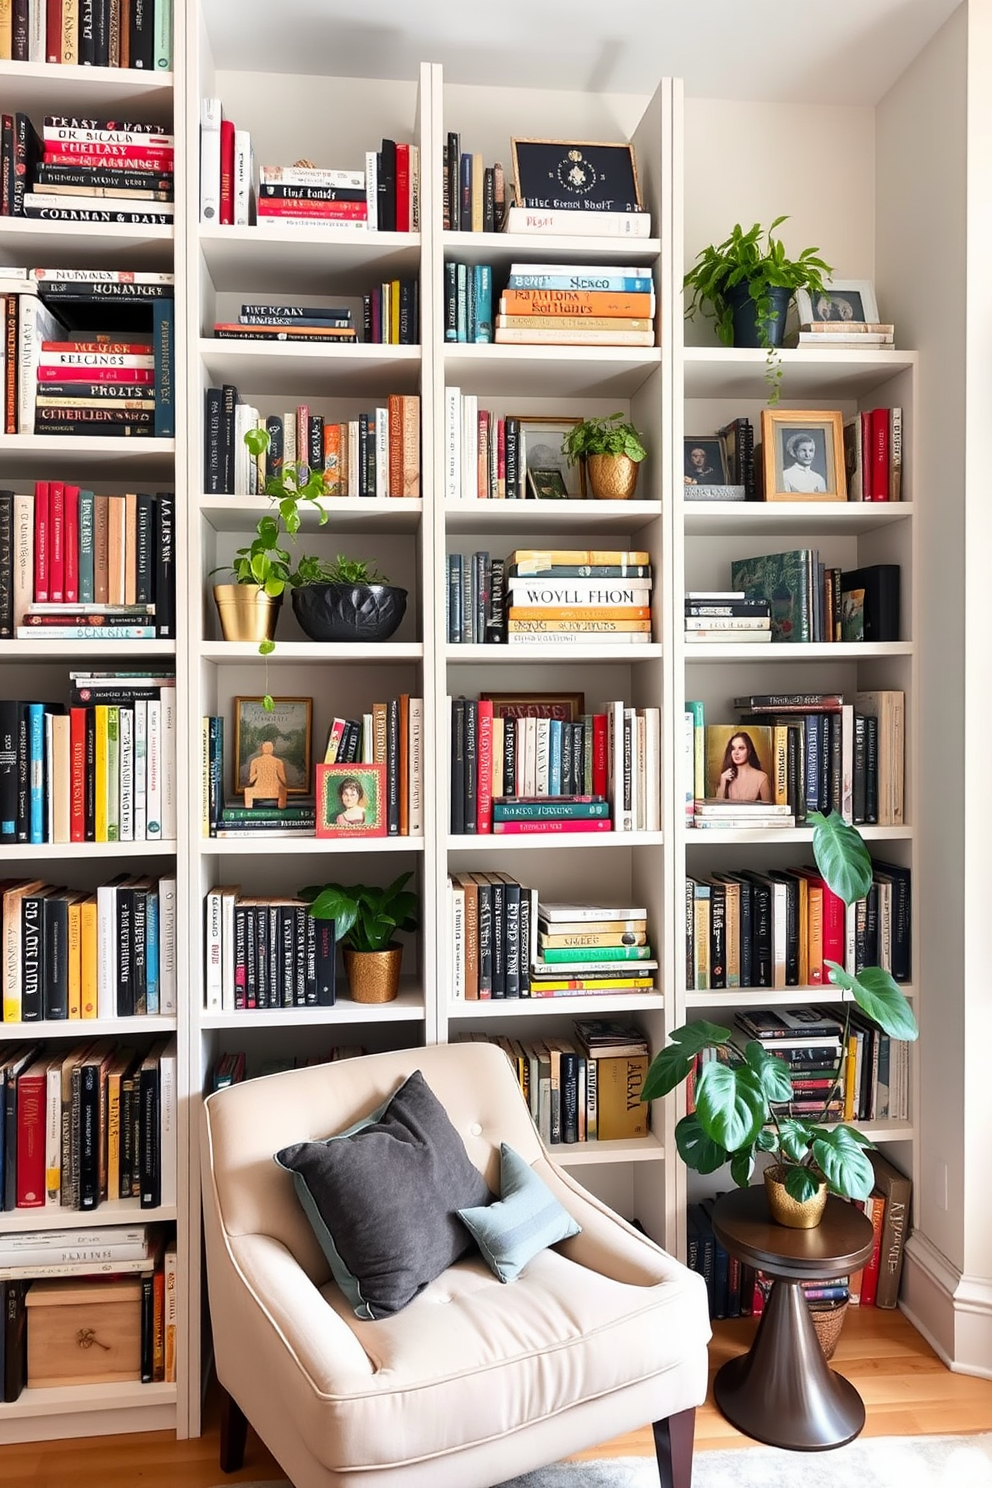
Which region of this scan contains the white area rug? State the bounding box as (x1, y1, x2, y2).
(216, 1435, 992, 1488)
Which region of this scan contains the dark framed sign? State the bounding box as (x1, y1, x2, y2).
(510, 139, 642, 214)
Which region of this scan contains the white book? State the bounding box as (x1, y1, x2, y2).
(25, 192, 175, 214)
(408, 697, 424, 835)
(506, 633, 650, 645)
(44, 711, 55, 841)
(146, 697, 162, 838)
(539, 903, 649, 922)
(502, 206, 652, 237)
(220, 884, 239, 1014)
(18, 295, 67, 433)
(12, 493, 33, 630)
(158, 875, 177, 1015)
(45, 1054, 61, 1206)
(160, 684, 177, 840)
(461, 393, 478, 501)
(362, 712, 374, 762)
(233, 128, 253, 226)
(375, 406, 389, 497)
(28, 0, 45, 60)
(233, 401, 256, 495)
(134, 698, 147, 840)
(348, 420, 360, 497)
(200, 97, 223, 224)
(158, 1036, 178, 1208)
(0, 1224, 149, 1253)
(97, 872, 128, 1020)
(203, 886, 225, 1011)
(607, 700, 625, 828)
(2, 1237, 150, 1267)
(770, 878, 788, 987)
(445, 386, 461, 501)
(635, 710, 647, 832)
(164, 1239, 179, 1382)
(522, 716, 538, 797)
(365, 149, 378, 228)
(684, 710, 696, 824)
(408, 143, 420, 229)
(261, 165, 365, 189)
(508, 261, 653, 279)
(0, 1253, 157, 1281)
(449, 878, 465, 1000)
(506, 576, 652, 598)
(534, 717, 550, 796)
(118, 704, 134, 842)
(622, 707, 637, 833)
(643, 707, 661, 832)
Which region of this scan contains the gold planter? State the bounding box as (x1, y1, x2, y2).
(212, 584, 281, 643)
(764, 1165, 828, 1229)
(587, 453, 640, 500)
(343, 944, 402, 1004)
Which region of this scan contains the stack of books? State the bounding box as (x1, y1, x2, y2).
(535, 907, 656, 993)
(494, 262, 655, 347)
(506, 548, 653, 645)
(24, 115, 174, 226)
(256, 163, 369, 228)
(796, 321, 894, 348)
(208, 799, 317, 839)
(733, 1008, 846, 1120)
(213, 301, 357, 345)
(684, 590, 771, 644)
(690, 801, 796, 831)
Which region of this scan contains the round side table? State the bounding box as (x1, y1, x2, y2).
(711, 1186, 875, 1452)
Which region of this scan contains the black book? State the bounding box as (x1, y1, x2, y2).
(20, 889, 50, 1021)
(828, 710, 842, 815)
(43, 890, 70, 1019)
(263, 414, 283, 485)
(263, 905, 279, 1009)
(14, 703, 29, 845)
(500, 874, 521, 998)
(11, 0, 28, 59)
(80, 0, 97, 63)
(378, 138, 397, 231)
(462, 698, 477, 835)
(3, 1281, 27, 1402)
(853, 712, 868, 823)
(458, 151, 472, 231)
(312, 913, 336, 1006)
(276, 903, 294, 1008)
(0, 699, 17, 841)
(398, 278, 416, 344)
(489, 874, 506, 998)
(78, 1047, 108, 1210)
(0, 490, 13, 637)
(559, 1045, 580, 1143)
(220, 384, 239, 494)
(254, 901, 270, 1009)
(140, 1269, 155, 1383)
(872, 860, 912, 982)
(732, 873, 754, 987)
(570, 721, 584, 793)
(864, 880, 880, 970)
(864, 714, 879, 823)
(559, 720, 574, 797)
(132, 881, 150, 1014)
(84, 706, 97, 840)
(204, 387, 223, 492)
(740, 872, 772, 988)
(450, 697, 466, 834)
(0, 116, 13, 217)
(483, 166, 495, 232)
(707, 878, 726, 990)
(293, 902, 309, 1007)
(232, 902, 247, 1010)
(129, 0, 156, 69)
(504, 417, 521, 499)
(135, 491, 154, 603)
(154, 492, 175, 639)
(35, 166, 173, 191)
(474, 875, 493, 998)
(501, 710, 516, 794)
(818, 708, 831, 813)
(244, 904, 258, 1009)
(12, 115, 42, 219)
(803, 712, 821, 818)
(139, 1042, 163, 1209)
(308, 415, 323, 479)
(444, 131, 460, 231)
(841, 564, 901, 642)
(518, 885, 532, 995)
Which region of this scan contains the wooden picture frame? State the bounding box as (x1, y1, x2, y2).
(795, 279, 880, 325)
(316, 763, 387, 838)
(510, 138, 642, 213)
(760, 408, 847, 503)
(509, 414, 585, 499)
(233, 696, 312, 800)
(480, 691, 585, 722)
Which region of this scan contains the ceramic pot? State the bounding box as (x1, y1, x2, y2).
(586, 453, 641, 500)
(291, 583, 407, 642)
(727, 281, 791, 348)
(763, 1165, 828, 1229)
(342, 944, 402, 1003)
(212, 584, 281, 643)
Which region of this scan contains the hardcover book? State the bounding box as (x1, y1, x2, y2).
(730, 549, 815, 643)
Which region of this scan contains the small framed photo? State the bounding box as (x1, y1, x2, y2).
(760, 408, 847, 503)
(684, 437, 728, 486)
(795, 279, 879, 325)
(316, 763, 387, 838)
(233, 696, 312, 801)
(480, 691, 585, 722)
(510, 139, 642, 213)
(527, 467, 568, 500)
(704, 724, 775, 802)
(510, 415, 585, 499)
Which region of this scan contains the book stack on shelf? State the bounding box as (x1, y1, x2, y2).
(213, 301, 358, 346)
(23, 115, 175, 226)
(536, 906, 657, 993)
(4, 484, 176, 640)
(728, 548, 900, 644)
(1, 871, 177, 1019)
(796, 323, 895, 349)
(684, 590, 771, 645)
(443, 262, 493, 343)
(843, 406, 903, 502)
(505, 549, 653, 645)
(448, 696, 660, 835)
(202, 887, 337, 1012)
(257, 163, 373, 229)
(442, 133, 506, 232)
(494, 263, 656, 348)
(206, 799, 317, 840)
(0, 2, 174, 68)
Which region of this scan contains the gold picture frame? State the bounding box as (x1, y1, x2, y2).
(508, 414, 586, 498)
(480, 691, 585, 722)
(510, 139, 642, 213)
(760, 408, 847, 503)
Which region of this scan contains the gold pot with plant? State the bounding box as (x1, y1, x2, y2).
(297, 872, 419, 1004)
(560, 412, 647, 500)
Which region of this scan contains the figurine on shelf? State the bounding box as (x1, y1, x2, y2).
(244, 741, 288, 809)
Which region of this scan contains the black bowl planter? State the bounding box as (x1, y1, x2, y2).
(291, 582, 408, 642)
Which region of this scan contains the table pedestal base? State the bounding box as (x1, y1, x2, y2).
(714, 1280, 865, 1451)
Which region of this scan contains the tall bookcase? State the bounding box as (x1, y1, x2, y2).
(2, 6, 941, 1447)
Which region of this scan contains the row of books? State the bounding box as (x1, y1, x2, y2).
(442, 134, 507, 233)
(446, 551, 655, 646)
(458, 1017, 651, 1141)
(445, 394, 576, 502)
(203, 889, 336, 1012)
(204, 385, 422, 499)
(199, 104, 419, 232)
(209, 1045, 368, 1090)
(0, 1035, 176, 1212)
(725, 549, 897, 644)
(843, 406, 903, 502)
(494, 274, 656, 348)
(2, 113, 174, 224)
(1, 267, 175, 437)
(0, 484, 175, 639)
(443, 261, 493, 343)
(0, 673, 178, 845)
(2, 872, 178, 1022)
(0, 1, 173, 69)
(449, 698, 660, 834)
(685, 858, 911, 991)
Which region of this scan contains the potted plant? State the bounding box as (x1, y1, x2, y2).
(641, 811, 918, 1227)
(289, 551, 408, 644)
(682, 216, 833, 400)
(560, 412, 647, 500)
(298, 871, 419, 1004)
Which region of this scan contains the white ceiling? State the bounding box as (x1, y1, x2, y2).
(203, 0, 962, 105)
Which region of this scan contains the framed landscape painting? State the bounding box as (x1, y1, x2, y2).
(233, 696, 312, 799)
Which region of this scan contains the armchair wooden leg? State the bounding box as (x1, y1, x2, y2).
(219, 1387, 248, 1473)
(652, 1407, 696, 1488)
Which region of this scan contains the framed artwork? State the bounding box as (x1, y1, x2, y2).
(509, 415, 585, 498)
(480, 691, 585, 722)
(703, 724, 775, 802)
(510, 138, 642, 213)
(795, 279, 879, 325)
(316, 763, 387, 838)
(684, 436, 728, 485)
(527, 467, 569, 500)
(233, 696, 312, 801)
(760, 408, 847, 503)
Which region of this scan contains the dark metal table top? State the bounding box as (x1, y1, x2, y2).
(712, 1186, 875, 1281)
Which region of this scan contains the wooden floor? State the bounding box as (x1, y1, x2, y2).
(2, 1308, 991, 1485)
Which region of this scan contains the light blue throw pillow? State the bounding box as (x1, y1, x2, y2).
(458, 1142, 580, 1282)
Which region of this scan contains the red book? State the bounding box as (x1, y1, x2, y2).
(795, 868, 846, 971)
(33, 480, 50, 603)
(46, 0, 60, 61)
(38, 366, 155, 383)
(870, 406, 890, 501)
(69, 706, 87, 842)
(497, 416, 506, 498)
(395, 142, 410, 233)
(859, 1193, 886, 1306)
(219, 117, 235, 226)
(296, 404, 309, 474)
(63, 484, 79, 602)
(42, 340, 153, 355)
(44, 140, 175, 161)
(48, 481, 65, 602)
(492, 818, 613, 834)
(15, 1056, 48, 1207)
(591, 712, 608, 798)
(42, 149, 175, 170)
(476, 698, 494, 833)
(255, 200, 368, 219)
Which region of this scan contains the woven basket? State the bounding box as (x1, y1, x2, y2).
(809, 1298, 848, 1361)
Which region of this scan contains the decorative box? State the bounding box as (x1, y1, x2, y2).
(25, 1275, 143, 1387)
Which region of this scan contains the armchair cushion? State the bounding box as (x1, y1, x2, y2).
(458, 1142, 581, 1282)
(274, 1068, 491, 1319)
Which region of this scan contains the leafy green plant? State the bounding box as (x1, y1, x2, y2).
(298, 871, 419, 953)
(641, 812, 917, 1204)
(561, 413, 647, 466)
(295, 552, 389, 586)
(682, 216, 833, 400)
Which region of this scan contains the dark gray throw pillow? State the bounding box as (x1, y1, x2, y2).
(274, 1069, 492, 1319)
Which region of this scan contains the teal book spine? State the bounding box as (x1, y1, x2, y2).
(473, 263, 492, 343)
(538, 944, 653, 962)
(153, 297, 174, 437)
(78, 490, 94, 602)
(492, 799, 609, 821)
(153, 0, 172, 69)
(27, 701, 45, 844)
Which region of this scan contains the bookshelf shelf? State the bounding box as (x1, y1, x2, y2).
(682, 346, 918, 400)
(1, 1201, 179, 1236)
(197, 225, 422, 293)
(0, 839, 179, 859)
(0, 640, 176, 659)
(0, 217, 174, 269)
(442, 343, 662, 398)
(442, 230, 663, 268)
(198, 641, 424, 663)
(444, 643, 663, 663)
(202, 835, 425, 856)
(681, 641, 913, 663)
(200, 985, 425, 1029)
(444, 500, 662, 537)
(685, 825, 912, 845)
(0, 1014, 178, 1039)
(0, 59, 174, 113)
(196, 339, 422, 398)
(554, 1134, 664, 1166)
(682, 501, 914, 538)
(200, 496, 424, 534)
(446, 831, 664, 851)
(448, 992, 663, 1018)
(685, 985, 916, 1010)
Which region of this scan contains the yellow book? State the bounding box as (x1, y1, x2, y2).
(390, 278, 401, 345)
(67, 894, 83, 1018)
(80, 894, 98, 1017)
(772, 725, 790, 806)
(807, 881, 824, 987)
(794, 872, 809, 987)
(94, 704, 109, 841)
(844, 1032, 858, 1122)
(0, 1, 12, 61)
(471, 152, 484, 232)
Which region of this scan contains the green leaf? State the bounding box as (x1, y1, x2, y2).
(756, 1127, 778, 1152)
(640, 1021, 731, 1102)
(244, 426, 270, 458)
(730, 1148, 754, 1187)
(741, 1040, 793, 1103)
(306, 887, 358, 942)
(695, 1061, 766, 1152)
(811, 1126, 875, 1200)
(258, 639, 274, 656)
(809, 810, 873, 904)
(675, 1113, 729, 1175)
(826, 962, 918, 1040)
(783, 1165, 822, 1203)
(776, 1117, 815, 1164)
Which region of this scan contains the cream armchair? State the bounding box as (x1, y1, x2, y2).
(200, 1041, 711, 1488)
